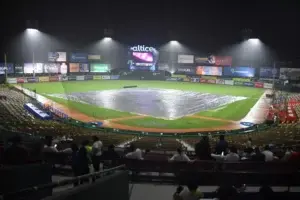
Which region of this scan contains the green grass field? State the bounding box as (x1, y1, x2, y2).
(22, 80, 264, 129)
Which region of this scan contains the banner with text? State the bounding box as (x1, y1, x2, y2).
(48, 52, 67, 62)
(88, 54, 101, 60)
(76, 76, 85, 81)
(259, 67, 278, 78)
(255, 82, 264, 88)
(200, 79, 216, 84)
(27, 77, 38, 83)
(194, 56, 232, 66)
(178, 55, 194, 64)
(84, 75, 94, 80)
(49, 76, 60, 82)
(224, 80, 234, 85)
(93, 75, 102, 80)
(279, 68, 300, 80)
(24, 63, 44, 74)
(7, 78, 17, 84)
(216, 79, 225, 84)
(110, 75, 120, 80)
(0, 63, 14, 74)
(101, 75, 110, 80)
(263, 83, 273, 89)
(232, 78, 251, 82)
(176, 66, 196, 74)
(17, 77, 26, 83)
(224, 67, 255, 77)
(69, 53, 88, 63)
(196, 66, 222, 76)
(39, 76, 50, 82)
(201, 76, 217, 80)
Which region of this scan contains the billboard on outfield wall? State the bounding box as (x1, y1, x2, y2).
(93, 75, 102, 80)
(69, 53, 88, 63)
(255, 82, 264, 88)
(201, 76, 217, 80)
(264, 83, 273, 89)
(27, 77, 38, 83)
(7, 78, 17, 84)
(0, 63, 14, 74)
(216, 79, 225, 84)
(49, 76, 59, 82)
(110, 75, 120, 80)
(232, 78, 251, 82)
(17, 77, 26, 83)
(196, 66, 222, 76)
(234, 81, 244, 86)
(176, 66, 196, 74)
(260, 67, 278, 78)
(224, 80, 234, 85)
(61, 75, 68, 81)
(48, 52, 67, 62)
(39, 76, 50, 82)
(101, 75, 110, 80)
(88, 54, 101, 60)
(24, 63, 44, 74)
(279, 68, 300, 80)
(223, 67, 255, 77)
(68, 76, 77, 81)
(76, 76, 85, 81)
(178, 55, 194, 64)
(243, 82, 254, 87)
(84, 75, 93, 80)
(191, 77, 200, 82)
(200, 79, 216, 84)
(90, 63, 110, 73)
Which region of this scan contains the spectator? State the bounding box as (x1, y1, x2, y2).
(71, 143, 80, 186)
(262, 145, 274, 162)
(252, 147, 265, 162)
(125, 144, 143, 160)
(224, 146, 240, 162)
(178, 180, 203, 200)
(195, 136, 212, 160)
(215, 185, 237, 200)
(102, 144, 120, 167)
(287, 146, 300, 162)
(4, 135, 29, 165)
(215, 135, 228, 155)
(43, 136, 58, 152)
(91, 136, 103, 173)
(77, 140, 91, 183)
(170, 148, 190, 162)
(246, 137, 252, 148)
(173, 186, 184, 200)
(259, 185, 274, 200)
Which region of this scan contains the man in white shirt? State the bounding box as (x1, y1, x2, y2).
(170, 148, 190, 162)
(125, 144, 143, 160)
(224, 146, 240, 162)
(262, 145, 274, 162)
(92, 136, 103, 172)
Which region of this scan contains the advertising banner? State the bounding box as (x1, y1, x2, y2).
(224, 67, 255, 77)
(27, 77, 38, 83)
(49, 76, 59, 82)
(93, 75, 102, 80)
(15, 65, 23, 74)
(196, 66, 222, 76)
(39, 76, 50, 82)
(176, 66, 196, 74)
(200, 79, 207, 83)
(167, 77, 182, 81)
(260, 67, 278, 78)
(158, 63, 170, 71)
(68, 76, 77, 81)
(264, 83, 273, 89)
(76, 76, 85, 81)
(48, 52, 67, 62)
(279, 68, 300, 80)
(61, 75, 68, 81)
(24, 63, 44, 74)
(224, 80, 234, 85)
(178, 55, 194, 64)
(17, 77, 26, 83)
(194, 55, 232, 66)
(43, 63, 60, 74)
(207, 79, 216, 84)
(88, 54, 101, 60)
(110, 75, 120, 80)
(243, 82, 254, 87)
(60, 63, 68, 74)
(0, 63, 14, 74)
(232, 78, 251, 82)
(69, 53, 88, 63)
(69, 63, 80, 73)
(201, 76, 217, 80)
(84, 75, 94, 80)
(7, 78, 17, 84)
(79, 63, 89, 72)
(191, 77, 200, 82)
(183, 77, 190, 82)
(216, 79, 225, 85)
(101, 75, 110, 80)
(255, 82, 264, 88)
(90, 63, 110, 73)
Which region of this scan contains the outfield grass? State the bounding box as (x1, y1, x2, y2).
(22, 80, 264, 128)
(115, 116, 229, 129)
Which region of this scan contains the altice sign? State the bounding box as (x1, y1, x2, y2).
(130, 45, 156, 52)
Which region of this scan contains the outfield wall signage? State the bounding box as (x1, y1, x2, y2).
(68, 76, 77, 81)
(191, 77, 200, 82)
(260, 67, 278, 78)
(178, 55, 194, 64)
(200, 79, 216, 84)
(232, 78, 251, 82)
(166, 77, 182, 81)
(224, 80, 234, 85)
(93, 75, 102, 80)
(130, 45, 155, 52)
(201, 76, 217, 80)
(17, 77, 26, 83)
(88, 54, 101, 60)
(110, 75, 120, 80)
(234, 81, 244, 86)
(61, 75, 68, 81)
(101, 75, 110, 80)
(7, 78, 17, 84)
(39, 76, 50, 82)
(263, 83, 273, 89)
(216, 79, 225, 84)
(255, 82, 264, 88)
(69, 53, 88, 63)
(224, 67, 255, 77)
(243, 82, 254, 87)
(49, 76, 59, 82)
(48, 52, 67, 62)
(76, 76, 85, 81)
(27, 77, 38, 83)
(84, 75, 94, 80)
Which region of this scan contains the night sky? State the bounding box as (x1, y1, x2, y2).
(0, 0, 299, 60)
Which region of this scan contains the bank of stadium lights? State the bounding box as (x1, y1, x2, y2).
(248, 38, 260, 45)
(170, 40, 179, 45)
(26, 28, 39, 35)
(103, 37, 112, 42)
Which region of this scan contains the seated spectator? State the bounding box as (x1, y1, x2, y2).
(215, 135, 228, 155)
(287, 146, 300, 162)
(43, 136, 58, 152)
(224, 146, 240, 162)
(215, 185, 237, 200)
(262, 145, 274, 162)
(251, 147, 266, 162)
(241, 147, 254, 161)
(170, 148, 190, 162)
(173, 186, 184, 200)
(177, 181, 203, 200)
(125, 144, 143, 160)
(4, 135, 29, 165)
(195, 136, 212, 160)
(246, 137, 252, 148)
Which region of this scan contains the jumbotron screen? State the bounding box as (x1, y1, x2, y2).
(128, 45, 159, 71)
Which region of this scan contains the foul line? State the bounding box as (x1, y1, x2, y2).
(187, 115, 237, 123)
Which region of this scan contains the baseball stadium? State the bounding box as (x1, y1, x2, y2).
(1, 31, 300, 199)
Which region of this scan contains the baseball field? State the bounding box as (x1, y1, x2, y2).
(22, 80, 265, 130)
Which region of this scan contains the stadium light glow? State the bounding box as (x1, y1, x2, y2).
(170, 40, 179, 45)
(26, 28, 39, 35)
(248, 38, 260, 45)
(103, 37, 112, 42)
